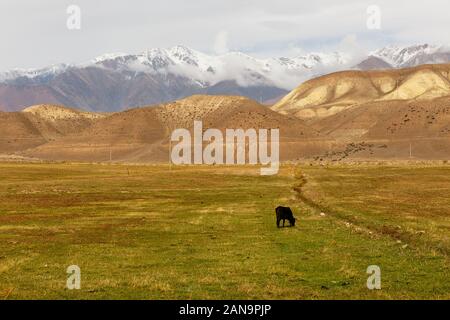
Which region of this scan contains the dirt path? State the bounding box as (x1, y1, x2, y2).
(291, 169, 450, 258)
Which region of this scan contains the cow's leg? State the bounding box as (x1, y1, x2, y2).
(283, 219, 285, 227)
(277, 218, 280, 228)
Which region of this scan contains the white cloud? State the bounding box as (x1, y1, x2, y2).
(0, 0, 449, 70)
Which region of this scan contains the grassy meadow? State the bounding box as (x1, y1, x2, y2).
(0, 162, 449, 299)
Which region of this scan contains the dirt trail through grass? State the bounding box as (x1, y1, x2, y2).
(295, 166, 450, 258)
(293, 171, 409, 245)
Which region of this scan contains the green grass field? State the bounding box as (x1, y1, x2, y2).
(0, 163, 449, 299)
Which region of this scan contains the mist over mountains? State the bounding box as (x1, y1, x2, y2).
(1, 44, 449, 112)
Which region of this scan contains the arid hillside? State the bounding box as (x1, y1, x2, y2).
(312, 96, 450, 140)
(18, 96, 317, 162)
(306, 96, 450, 161)
(272, 63, 450, 119)
(266, 63, 450, 161)
(0, 105, 104, 153)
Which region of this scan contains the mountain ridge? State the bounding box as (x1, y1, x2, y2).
(3, 43, 449, 112)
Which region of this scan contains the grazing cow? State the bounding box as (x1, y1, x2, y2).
(276, 206, 296, 228)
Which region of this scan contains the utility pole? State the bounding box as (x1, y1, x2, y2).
(109, 147, 112, 162)
(409, 142, 412, 159)
(169, 139, 172, 170)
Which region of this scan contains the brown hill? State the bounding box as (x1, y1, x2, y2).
(304, 96, 450, 161)
(312, 96, 450, 139)
(0, 105, 104, 154)
(3, 85, 450, 163)
(0, 111, 47, 153)
(272, 63, 450, 119)
(24, 106, 166, 162)
(21, 95, 318, 162)
(22, 105, 105, 139)
(155, 95, 312, 137)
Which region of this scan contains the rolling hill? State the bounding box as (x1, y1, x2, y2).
(19, 96, 317, 162)
(272, 63, 450, 119)
(0, 105, 103, 154)
(269, 62, 450, 161)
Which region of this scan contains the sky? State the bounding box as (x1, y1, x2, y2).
(1, 0, 450, 70)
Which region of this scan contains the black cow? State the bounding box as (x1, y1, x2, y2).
(276, 206, 296, 228)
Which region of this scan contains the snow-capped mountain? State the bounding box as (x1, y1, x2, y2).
(0, 64, 70, 83)
(1, 44, 449, 112)
(0, 45, 350, 90)
(364, 44, 450, 69)
(94, 47, 350, 86)
(372, 44, 439, 67)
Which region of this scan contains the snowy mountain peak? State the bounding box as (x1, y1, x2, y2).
(371, 44, 445, 68)
(168, 45, 196, 57)
(91, 52, 129, 64)
(80, 46, 350, 89)
(2, 44, 450, 89)
(0, 63, 70, 82)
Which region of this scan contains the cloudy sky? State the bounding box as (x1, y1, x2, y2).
(1, 0, 450, 70)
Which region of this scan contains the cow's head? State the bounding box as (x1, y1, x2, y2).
(290, 217, 296, 226)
